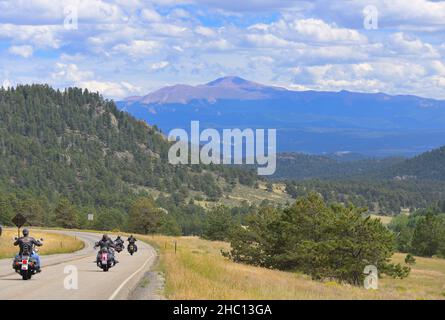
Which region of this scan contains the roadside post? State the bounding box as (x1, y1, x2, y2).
(11, 213, 27, 238)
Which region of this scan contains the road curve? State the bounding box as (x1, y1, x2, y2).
(0, 230, 157, 300)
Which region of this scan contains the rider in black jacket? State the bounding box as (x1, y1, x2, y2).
(14, 229, 43, 271)
(114, 235, 124, 251)
(95, 234, 118, 264)
(127, 235, 138, 252)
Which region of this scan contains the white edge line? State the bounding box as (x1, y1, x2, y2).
(108, 251, 154, 300)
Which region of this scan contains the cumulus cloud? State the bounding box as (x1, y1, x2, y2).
(141, 8, 163, 22)
(151, 61, 170, 70)
(50, 62, 140, 98)
(0, 0, 127, 24)
(195, 26, 217, 37)
(112, 40, 161, 57)
(0, 24, 61, 49)
(291, 0, 445, 30)
(0, 0, 444, 99)
(79, 80, 141, 98)
(8, 45, 34, 58)
(284, 18, 367, 44)
(247, 18, 367, 46)
(387, 32, 439, 57)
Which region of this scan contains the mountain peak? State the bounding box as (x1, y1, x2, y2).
(206, 76, 253, 87)
(129, 76, 284, 105)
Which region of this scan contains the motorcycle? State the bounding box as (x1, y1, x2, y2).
(127, 243, 137, 256)
(95, 244, 115, 272)
(12, 238, 43, 280)
(114, 241, 124, 253)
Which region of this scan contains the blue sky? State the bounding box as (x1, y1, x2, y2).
(1, 0, 445, 99)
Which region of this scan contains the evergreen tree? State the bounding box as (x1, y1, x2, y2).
(202, 206, 235, 241)
(224, 193, 409, 285)
(411, 213, 442, 256)
(54, 198, 78, 229)
(128, 197, 164, 234)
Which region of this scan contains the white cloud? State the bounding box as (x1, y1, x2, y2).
(50, 62, 141, 98)
(388, 32, 439, 57)
(2, 79, 12, 88)
(141, 8, 162, 22)
(193, 0, 297, 12)
(0, 24, 61, 49)
(247, 18, 367, 45)
(195, 26, 217, 37)
(430, 60, 445, 76)
(151, 61, 170, 70)
(0, 0, 127, 24)
(293, 0, 445, 30)
(51, 63, 94, 83)
(112, 40, 160, 57)
(245, 34, 291, 48)
(150, 23, 188, 37)
(0, 0, 444, 100)
(286, 18, 367, 44)
(79, 80, 141, 98)
(8, 45, 34, 58)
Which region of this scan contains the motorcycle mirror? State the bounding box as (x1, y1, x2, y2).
(14, 237, 17, 240)
(40, 238, 44, 241)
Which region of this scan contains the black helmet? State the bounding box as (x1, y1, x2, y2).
(102, 234, 108, 240)
(22, 228, 29, 237)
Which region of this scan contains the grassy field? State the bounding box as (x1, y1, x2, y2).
(369, 214, 393, 225)
(0, 228, 84, 259)
(141, 235, 445, 300)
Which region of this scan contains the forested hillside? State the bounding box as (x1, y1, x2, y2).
(271, 153, 404, 180)
(381, 146, 445, 181)
(0, 85, 257, 231)
(271, 149, 445, 215)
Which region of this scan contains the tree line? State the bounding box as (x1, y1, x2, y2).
(389, 200, 445, 257)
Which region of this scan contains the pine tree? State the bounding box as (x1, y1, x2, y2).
(54, 198, 78, 229)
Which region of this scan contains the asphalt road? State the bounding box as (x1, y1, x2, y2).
(0, 230, 157, 300)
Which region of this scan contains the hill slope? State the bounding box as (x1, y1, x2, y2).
(271, 153, 404, 180)
(0, 85, 258, 228)
(383, 146, 445, 181)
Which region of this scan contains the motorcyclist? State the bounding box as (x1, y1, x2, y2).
(127, 235, 138, 252)
(114, 235, 124, 251)
(14, 228, 42, 272)
(95, 234, 118, 265)
(115, 235, 124, 245)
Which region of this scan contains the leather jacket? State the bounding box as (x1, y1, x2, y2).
(14, 236, 42, 255)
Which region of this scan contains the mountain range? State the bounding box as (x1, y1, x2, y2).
(118, 76, 445, 157)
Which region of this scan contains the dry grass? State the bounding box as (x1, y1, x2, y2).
(369, 214, 393, 225)
(0, 228, 84, 259)
(141, 235, 445, 300)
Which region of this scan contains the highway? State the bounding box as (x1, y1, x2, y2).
(0, 231, 157, 300)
